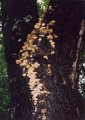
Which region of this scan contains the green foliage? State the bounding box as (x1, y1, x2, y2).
(0, 34, 10, 115)
(0, 0, 10, 115)
(37, 0, 49, 15)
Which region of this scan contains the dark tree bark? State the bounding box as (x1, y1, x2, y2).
(16, 0, 85, 120)
(2, 0, 38, 120)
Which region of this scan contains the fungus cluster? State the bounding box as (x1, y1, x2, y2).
(16, 16, 58, 119)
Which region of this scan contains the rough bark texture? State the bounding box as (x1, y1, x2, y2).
(2, 0, 38, 120)
(16, 0, 85, 120)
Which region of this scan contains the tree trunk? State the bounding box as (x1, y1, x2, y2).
(17, 0, 85, 120)
(2, 0, 38, 119)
